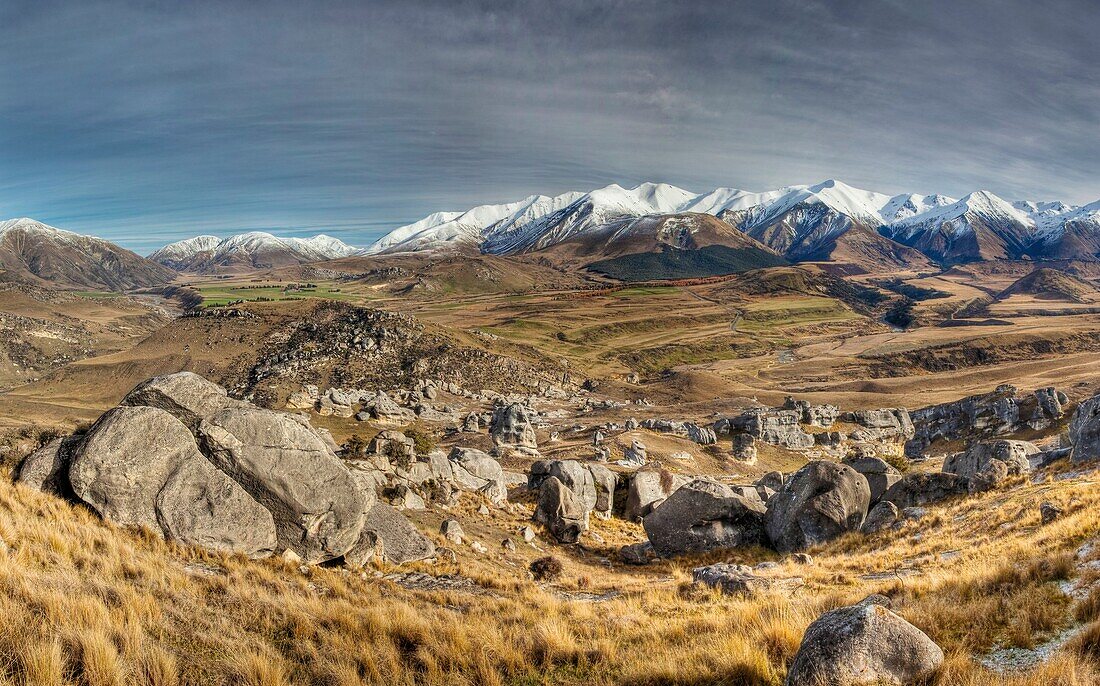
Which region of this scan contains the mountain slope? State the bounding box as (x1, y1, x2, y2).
(0, 218, 175, 291)
(997, 268, 1099, 303)
(531, 212, 788, 280)
(150, 232, 360, 273)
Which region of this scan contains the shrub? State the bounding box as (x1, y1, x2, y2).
(404, 427, 437, 455)
(530, 556, 564, 582)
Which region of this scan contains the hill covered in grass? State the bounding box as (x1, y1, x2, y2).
(587, 245, 788, 281)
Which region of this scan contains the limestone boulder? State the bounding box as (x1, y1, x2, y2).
(120, 372, 239, 429)
(764, 461, 870, 553)
(785, 596, 943, 686)
(643, 479, 767, 557)
(199, 407, 366, 563)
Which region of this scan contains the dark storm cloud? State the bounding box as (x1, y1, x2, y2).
(1, 0, 1098, 251)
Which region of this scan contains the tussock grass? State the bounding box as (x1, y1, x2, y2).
(1, 463, 1100, 684)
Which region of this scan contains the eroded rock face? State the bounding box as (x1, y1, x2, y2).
(764, 461, 870, 553)
(68, 406, 276, 557)
(906, 385, 1023, 456)
(731, 407, 815, 450)
(1070, 393, 1100, 464)
(643, 479, 767, 557)
(842, 456, 901, 503)
(861, 501, 899, 534)
(882, 472, 969, 508)
(943, 440, 1035, 478)
(533, 476, 588, 543)
(199, 406, 366, 563)
(121, 371, 240, 429)
(155, 458, 277, 558)
(490, 402, 538, 452)
(785, 596, 943, 686)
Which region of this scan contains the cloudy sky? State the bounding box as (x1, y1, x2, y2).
(1, 0, 1098, 252)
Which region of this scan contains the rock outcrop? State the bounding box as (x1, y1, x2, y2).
(624, 470, 690, 521)
(786, 596, 943, 686)
(841, 456, 901, 503)
(16, 373, 439, 566)
(942, 439, 1036, 478)
(642, 479, 767, 557)
(1070, 393, 1100, 464)
(490, 402, 538, 453)
(764, 461, 870, 552)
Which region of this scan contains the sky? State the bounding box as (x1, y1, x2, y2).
(1, 0, 1098, 254)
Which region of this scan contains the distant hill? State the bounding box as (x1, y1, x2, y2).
(150, 232, 361, 273)
(997, 268, 1099, 303)
(708, 265, 889, 313)
(0, 218, 175, 291)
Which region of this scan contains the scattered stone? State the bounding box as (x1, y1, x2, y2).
(440, 518, 465, 545)
(470, 540, 488, 554)
(692, 563, 771, 596)
(791, 553, 813, 565)
(861, 501, 899, 534)
(1040, 501, 1064, 525)
(621, 439, 647, 466)
(520, 525, 536, 543)
(501, 538, 516, 552)
(619, 541, 658, 565)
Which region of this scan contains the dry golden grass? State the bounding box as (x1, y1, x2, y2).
(0, 462, 1099, 685)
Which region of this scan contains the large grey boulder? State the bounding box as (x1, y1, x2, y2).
(199, 407, 366, 563)
(1070, 393, 1100, 464)
(587, 463, 617, 517)
(69, 406, 276, 557)
(786, 596, 943, 686)
(155, 458, 277, 558)
(882, 472, 969, 508)
(448, 447, 507, 506)
(121, 372, 239, 429)
(842, 456, 902, 503)
(354, 503, 435, 565)
(624, 470, 690, 521)
(643, 479, 767, 557)
(69, 406, 206, 530)
(490, 402, 538, 451)
(765, 461, 870, 553)
(547, 460, 597, 512)
(943, 439, 1035, 478)
(533, 477, 588, 543)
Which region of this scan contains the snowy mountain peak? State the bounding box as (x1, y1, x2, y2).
(149, 231, 360, 271)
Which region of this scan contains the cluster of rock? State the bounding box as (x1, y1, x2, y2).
(906, 384, 1067, 457)
(17, 372, 434, 566)
(716, 397, 914, 460)
(529, 460, 617, 542)
(346, 432, 516, 513)
(638, 419, 717, 445)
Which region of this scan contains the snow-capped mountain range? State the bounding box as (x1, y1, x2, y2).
(366, 180, 1100, 266)
(149, 231, 360, 272)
